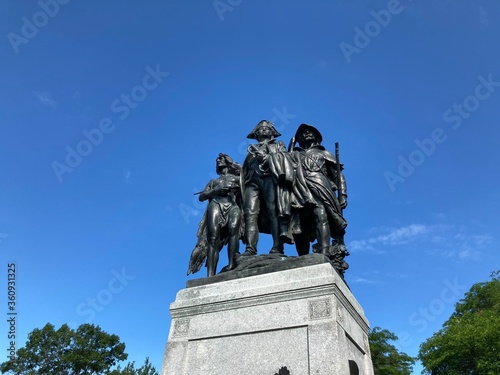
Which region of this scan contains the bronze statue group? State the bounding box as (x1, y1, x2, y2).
(187, 121, 349, 278)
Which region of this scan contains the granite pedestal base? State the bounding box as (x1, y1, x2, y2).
(162, 259, 374, 374)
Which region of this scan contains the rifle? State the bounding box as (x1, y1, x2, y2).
(287, 136, 296, 152)
(335, 142, 343, 215)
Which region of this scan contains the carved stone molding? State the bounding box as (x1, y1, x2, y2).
(309, 298, 332, 320)
(172, 318, 190, 337)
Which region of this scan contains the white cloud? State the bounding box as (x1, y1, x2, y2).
(472, 234, 493, 247)
(348, 240, 376, 253)
(348, 270, 407, 285)
(350, 276, 377, 284)
(458, 248, 480, 261)
(123, 169, 131, 184)
(34, 91, 57, 108)
(372, 224, 428, 245)
(349, 224, 493, 262)
(428, 227, 492, 262)
(385, 272, 408, 279)
(348, 224, 429, 252)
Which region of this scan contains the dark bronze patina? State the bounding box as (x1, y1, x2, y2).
(289, 124, 349, 276)
(187, 122, 350, 280)
(187, 154, 243, 277)
(241, 120, 295, 256)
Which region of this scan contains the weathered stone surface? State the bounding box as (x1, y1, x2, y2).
(162, 263, 374, 375)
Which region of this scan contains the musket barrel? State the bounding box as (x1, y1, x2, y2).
(335, 142, 343, 214)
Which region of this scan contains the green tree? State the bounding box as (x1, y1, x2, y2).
(109, 357, 158, 375)
(0, 323, 157, 375)
(418, 271, 500, 375)
(369, 326, 415, 375)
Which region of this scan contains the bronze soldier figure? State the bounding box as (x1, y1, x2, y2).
(290, 124, 349, 275)
(241, 120, 294, 256)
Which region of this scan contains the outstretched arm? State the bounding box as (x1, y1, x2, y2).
(199, 180, 219, 202)
(199, 178, 235, 201)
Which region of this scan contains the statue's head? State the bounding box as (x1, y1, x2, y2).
(295, 124, 323, 147)
(246, 120, 281, 141)
(216, 153, 241, 175)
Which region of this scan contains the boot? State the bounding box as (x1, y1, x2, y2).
(269, 244, 284, 255)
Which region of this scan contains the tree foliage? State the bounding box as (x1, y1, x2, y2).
(0, 323, 157, 375)
(109, 357, 158, 375)
(369, 326, 415, 375)
(418, 271, 500, 375)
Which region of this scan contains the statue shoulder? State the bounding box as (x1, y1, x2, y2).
(322, 149, 337, 163)
(226, 174, 240, 184)
(202, 177, 222, 192)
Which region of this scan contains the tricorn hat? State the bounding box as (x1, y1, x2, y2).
(295, 123, 323, 144)
(246, 120, 281, 140)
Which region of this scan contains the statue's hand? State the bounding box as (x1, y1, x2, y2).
(340, 195, 348, 209)
(217, 186, 230, 195)
(255, 150, 267, 160)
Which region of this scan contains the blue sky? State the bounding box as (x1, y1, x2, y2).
(1, 1, 499, 373)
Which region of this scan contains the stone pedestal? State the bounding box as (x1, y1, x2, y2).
(162, 256, 374, 374)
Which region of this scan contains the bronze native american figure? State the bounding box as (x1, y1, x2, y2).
(187, 153, 243, 277)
